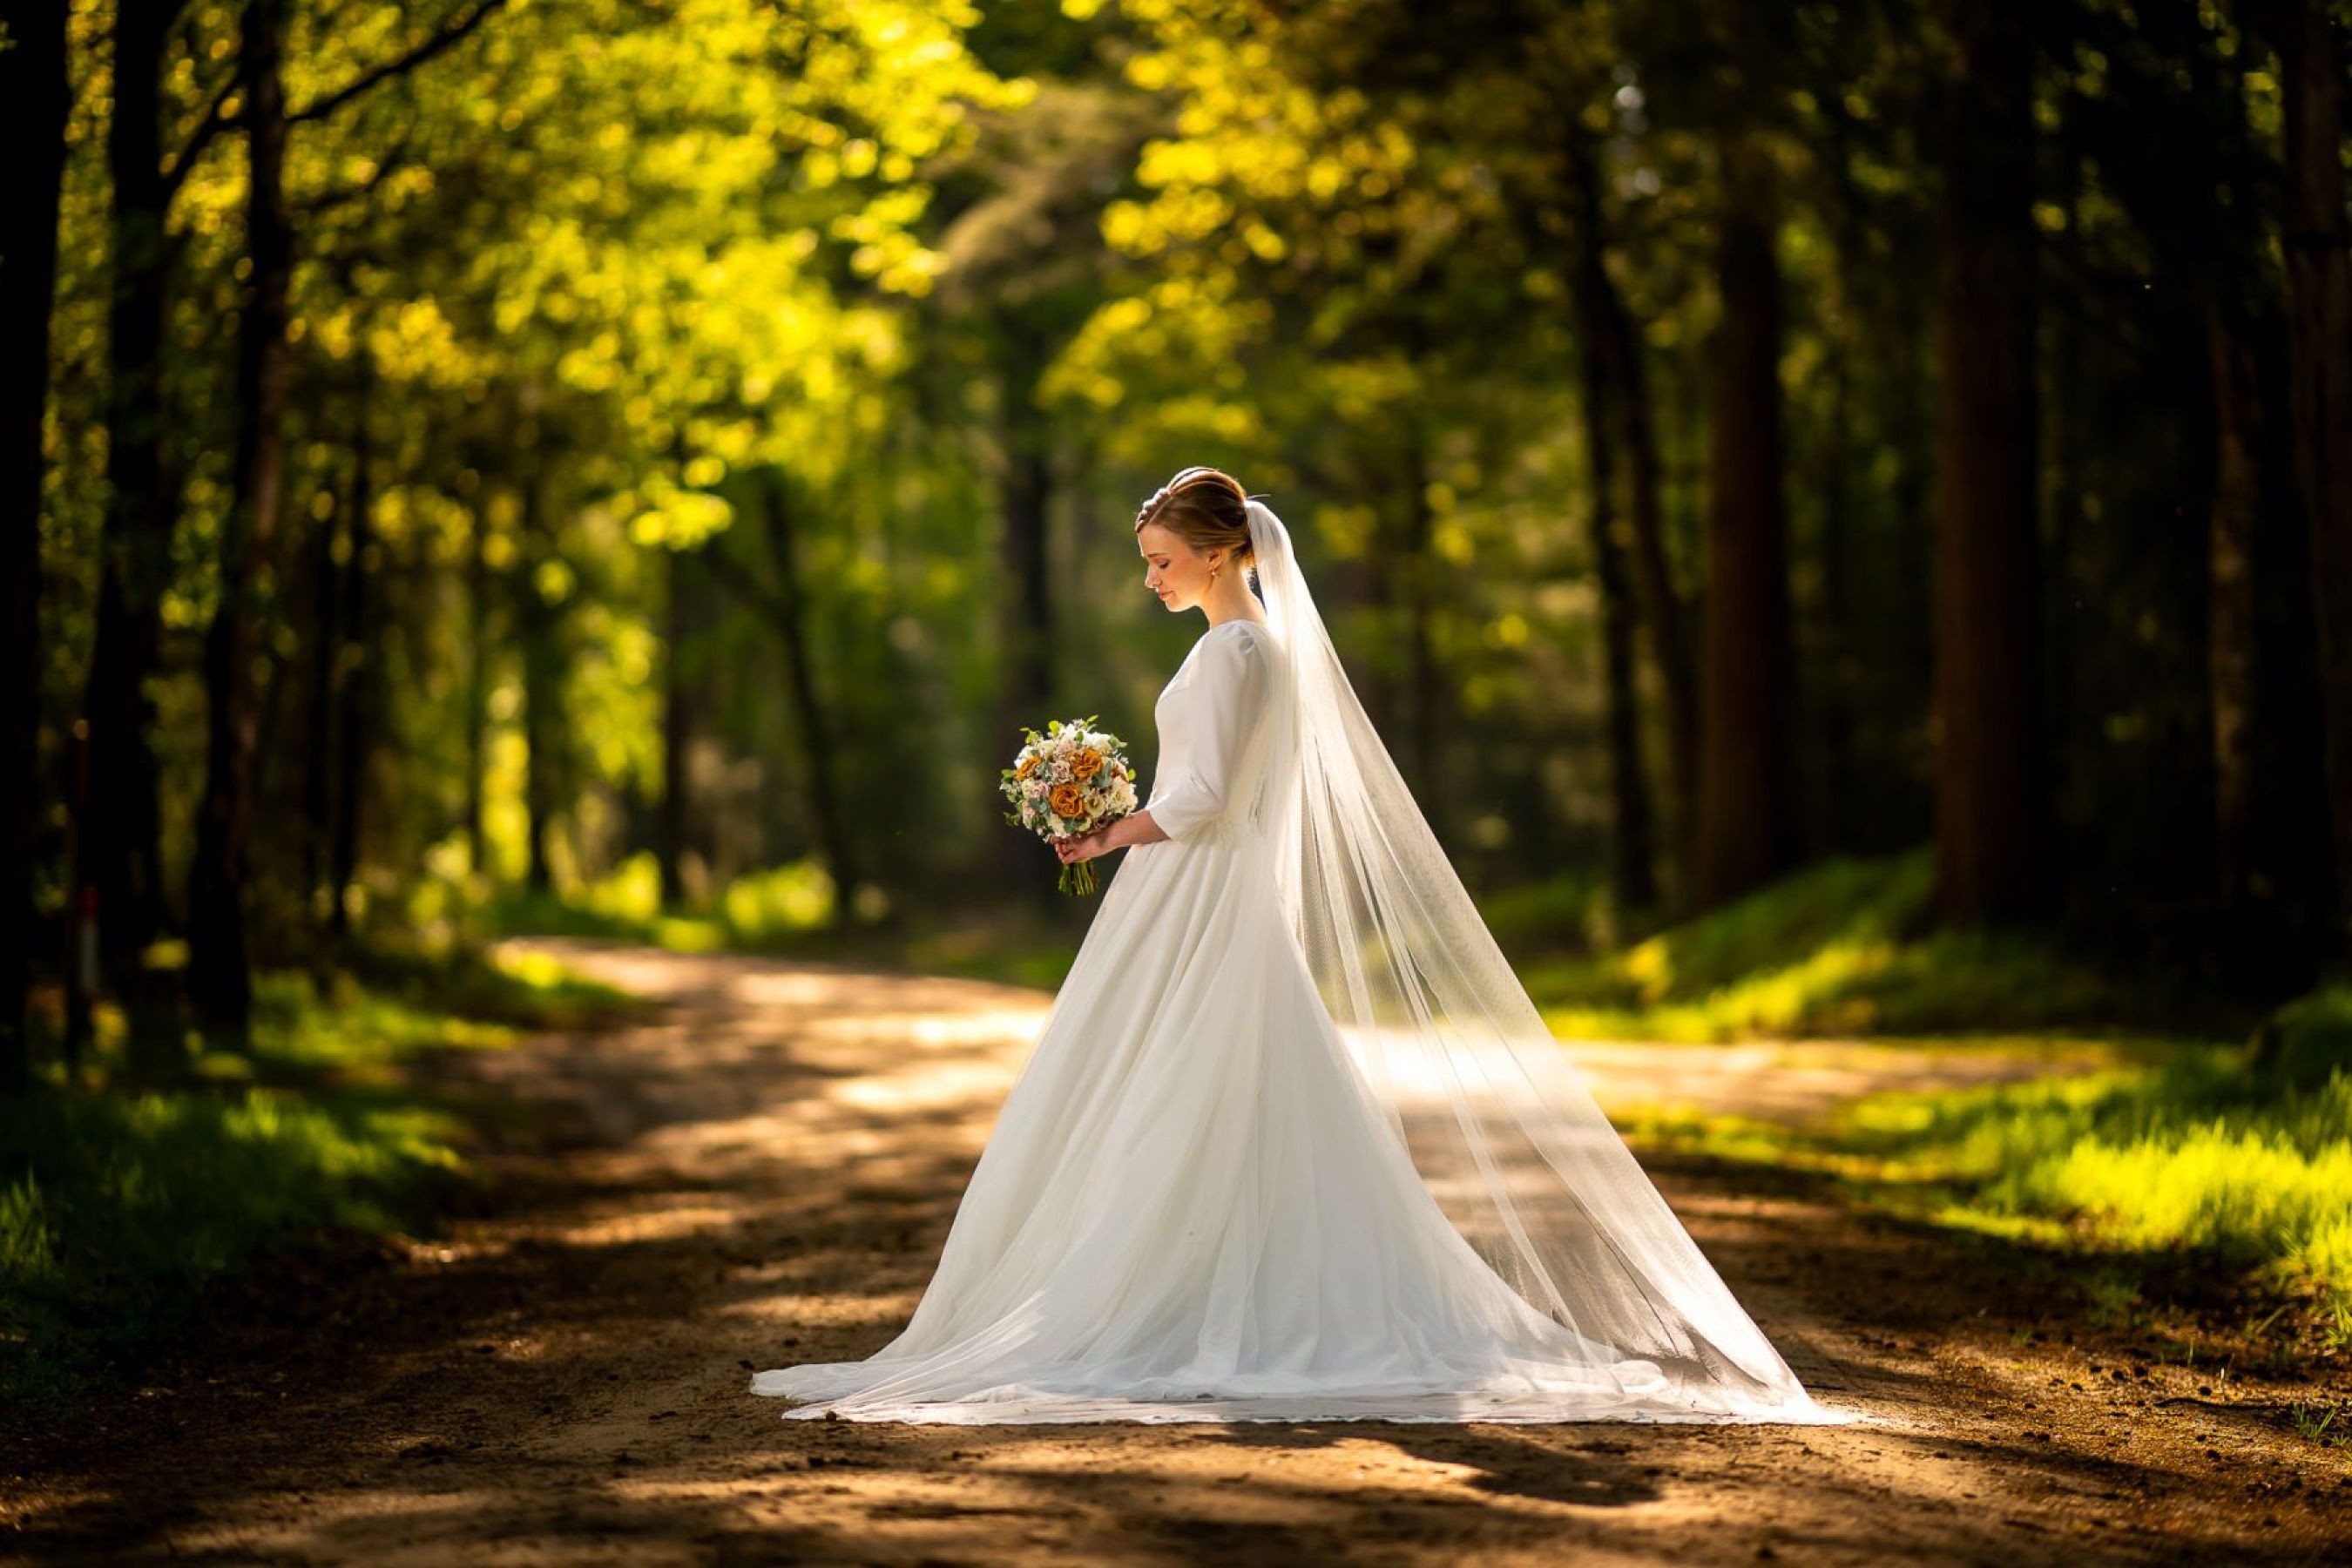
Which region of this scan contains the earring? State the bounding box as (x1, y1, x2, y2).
(1208, 560, 1220, 585)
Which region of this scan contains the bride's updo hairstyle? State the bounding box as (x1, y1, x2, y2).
(1134, 465, 1255, 579)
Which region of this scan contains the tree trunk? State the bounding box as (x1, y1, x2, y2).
(0, 0, 71, 1090)
(1401, 434, 1438, 801)
(188, 0, 294, 1033)
(1693, 131, 1801, 909)
(992, 348, 1056, 899)
(1619, 355, 1694, 868)
(1355, 500, 1399, 741)
(299, 445, 348, 905)
(464, 505, 492, 878)
(657, 541, 699, 908)
(80, 0, 182, 985)
(999, 382, 1053, 724)
(1592, 465, 1659, 916)
(1565, 135, 1696, 889)
(519, 477, 560, 895)
(2269, 0, 2352, 968)
(1815, 95, 1866, 855)
(760, 474, 858, 922)
(2042, 107, 2085, 920)
(1930, 1, 2053, 926)
(1568, 226, 1659, 914)
(328, 382, 373, 938)
(2207, 300, 2262, 921)
(1818, 341, 1860, 850)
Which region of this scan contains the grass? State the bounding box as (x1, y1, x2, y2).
(1518, 848, 2241, 1043)
(2290, 1399, 2352, 1451)
(2254, 981, 2352, 1087)
(894, 918, 1085, 991)
(459, 848, 1091, 992)
(0, 945, 637, 1407)
(1519, 850, 2352, 1367)
(1618, 1035, 2352, 1332)
(457, 853, 847, 956)
(0, 1080, 467, 1402)
(343, 940, 645, 1035)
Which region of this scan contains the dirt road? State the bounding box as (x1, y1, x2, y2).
(6, 941, 2346, 1565)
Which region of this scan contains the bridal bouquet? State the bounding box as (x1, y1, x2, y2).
(1001, 715, 1136, 896)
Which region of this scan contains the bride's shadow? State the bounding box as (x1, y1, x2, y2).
(1201, 1423, 1663, 1510)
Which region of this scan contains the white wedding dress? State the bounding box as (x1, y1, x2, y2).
(752, 511, 1855, 1426)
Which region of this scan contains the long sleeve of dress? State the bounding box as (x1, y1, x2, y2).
(1149, 627, 1273, 843)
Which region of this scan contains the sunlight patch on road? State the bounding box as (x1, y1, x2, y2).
(801, 1006, 1049, 1050)
(728, 970, 881, 1009)
(565, 1200, 756, 1247)
(827, 1058, 1023, 1114)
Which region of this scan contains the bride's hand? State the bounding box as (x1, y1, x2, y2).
(1055, 825, 1116, 864)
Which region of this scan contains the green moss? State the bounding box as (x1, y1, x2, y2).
(1619, 1035, 2352, 1316)
(2252, 983, 2352, 1089)
(473, 852, 844, 952)
(1523, 848, 2207, 1042)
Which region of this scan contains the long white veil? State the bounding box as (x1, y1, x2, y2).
(1241, 496, 1835, 1418)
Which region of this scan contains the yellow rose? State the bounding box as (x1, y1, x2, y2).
(1071, 748, 1103, 781)
(1017, 754, 1039, 779)
(1050, 783, 1083, 818)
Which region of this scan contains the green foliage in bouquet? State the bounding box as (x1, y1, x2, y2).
(1000, 714, 1139, 896)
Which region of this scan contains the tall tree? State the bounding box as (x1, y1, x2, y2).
(517, 469, 564, 896)
(1, 0, 73, 1088)
(78, 0, 190, 995)
(463, 504, 495, 880)
(2265, 0, 2352, 968)
(188, 0, 297, 1031)
(1808, 84, 1870, 856)
(2206, 294, 2265, 922)
(928, 79, 1145, 891)
(1693, 128, 1801, 907)
(184, 0, 519, 1022)
(706, 470, 861, 920)
(1563, 132, 1693, 899)
(1396, 420, 1442, 799)
(1930, 0, 2052, 923)
(2176, 16, 2302, 956)
(300, 409, 353, 906)
(1580, 378, 1661, 915)
(1561, 154, 1661, 912)
(758, 474, 859, 918)
(996, 328, 1058, 820)
(327, 364, 376, 938)
(657, 540, 703, 907)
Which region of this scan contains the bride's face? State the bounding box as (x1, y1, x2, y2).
(1137, 523, 1220, 612)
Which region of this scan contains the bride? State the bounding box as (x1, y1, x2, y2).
(750, 466, 1855, 1427)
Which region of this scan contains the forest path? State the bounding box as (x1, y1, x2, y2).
(8, 940, 2344, 1565)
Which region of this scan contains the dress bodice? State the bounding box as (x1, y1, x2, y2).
(1144, 618, 1281, 844)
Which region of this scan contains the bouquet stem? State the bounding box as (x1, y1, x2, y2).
(1057, 859, 1099, 896)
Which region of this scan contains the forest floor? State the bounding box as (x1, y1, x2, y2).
(5, 939, 2348, 1566)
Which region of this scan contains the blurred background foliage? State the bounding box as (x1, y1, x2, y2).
(9, 0, 2348, 1006)
(4, 0, 2352, 1393)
